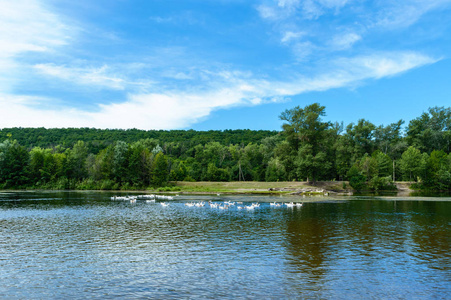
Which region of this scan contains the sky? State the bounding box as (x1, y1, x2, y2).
(1, 0, 451, 131)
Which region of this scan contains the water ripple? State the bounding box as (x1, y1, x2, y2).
(0, 193, 450, 299)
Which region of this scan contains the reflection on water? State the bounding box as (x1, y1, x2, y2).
(0, 192, 450, 299)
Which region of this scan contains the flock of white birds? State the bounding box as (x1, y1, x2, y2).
(110, 194, 303, 209)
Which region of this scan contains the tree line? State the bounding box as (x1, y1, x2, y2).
(0, 103, 450, 191)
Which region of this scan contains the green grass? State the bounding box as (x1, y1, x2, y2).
(168, 181, 342, 194)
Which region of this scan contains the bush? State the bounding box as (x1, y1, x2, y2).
(100, 179, 115, 190)
(183, 175, 196, 182)
(347, 165, 367, 190)
(368, 176, 396, 191)
(436, 170, 451, 190)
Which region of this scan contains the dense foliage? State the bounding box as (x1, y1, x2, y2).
(0, 128, 276, 154)
(0, 104, 450, 190)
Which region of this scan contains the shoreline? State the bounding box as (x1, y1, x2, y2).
(3, 181, 450, 197)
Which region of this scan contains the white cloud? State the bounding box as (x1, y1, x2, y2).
(335, 52, 438, 79)
(373, 0, 451, 29)
(331, 32, 361, 50)
(281, 31, 305, 43)
(278, 0, 300, 8)
(34, 64, 126, 90)
(0, 0, 70, 92)
(0, 0, 68, 57)
(317, 0, 350, 9)
(291, 41, 315, 61)
(257, 5, 279, 19)
(0, 52, 436, 130)
(300, 0, 323, 19)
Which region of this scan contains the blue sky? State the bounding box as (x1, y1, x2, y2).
(1, 0, 450, 131)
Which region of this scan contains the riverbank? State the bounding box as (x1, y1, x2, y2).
(0, 181, 422, 196)
(170, 181, 415, 196)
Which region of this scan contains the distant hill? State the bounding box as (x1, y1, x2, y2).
(0, 127, 279, 153)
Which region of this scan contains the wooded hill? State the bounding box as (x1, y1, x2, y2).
(0, 128, 277, 154)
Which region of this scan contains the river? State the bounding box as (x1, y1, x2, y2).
(0, 191, 450, 299)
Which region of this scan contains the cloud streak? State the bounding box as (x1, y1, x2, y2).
(34, 64, 127, 90)
(0, 0, 70, 93)
(0, 52, 437, 130)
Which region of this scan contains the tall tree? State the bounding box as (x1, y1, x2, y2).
(406, 106, 451, 153)
(152, 152, 169, 186)
(65, 141, 88, 182)
(280, 103, 332, 182)
(374, 120, 406, 159)
(0, 140, 30, 187)
(400, 146, 422, 181)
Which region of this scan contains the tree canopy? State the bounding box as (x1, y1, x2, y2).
(1, 104, 450, 191)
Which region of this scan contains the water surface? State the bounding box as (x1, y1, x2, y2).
(0, 192, 450, 299)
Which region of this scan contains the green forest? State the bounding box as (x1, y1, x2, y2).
(1, 103, 450, 191)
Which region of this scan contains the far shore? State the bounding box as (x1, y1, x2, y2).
(2, 181, 429, 196)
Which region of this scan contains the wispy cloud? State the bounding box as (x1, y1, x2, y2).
(0, 0, 68, 57)
(291, 41, 316, 61)
(331, 32, 361, 50)
(281, 31, 305, 43)
(372, 0, 451, 29)
(257, 0, 451, 61)
(0, 0, 70, 92)
(149, 11, 205, 26)
(34, 64, 126, 90)
(334, 52, 438, 80)
(0, 51, 437, 129)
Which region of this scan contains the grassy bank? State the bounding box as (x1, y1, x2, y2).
(170, 181, 351, 194)
(1, 181, 416, 195)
